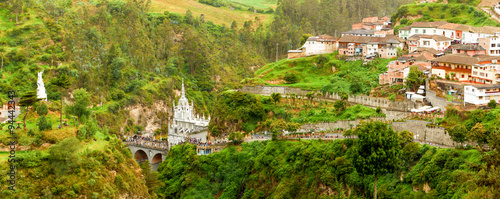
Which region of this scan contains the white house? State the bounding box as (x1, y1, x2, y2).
(366, 42, 378, 56)
(471, 63, 500, 84)
(301, 34, 338, 56)
(408, 35, 452, 52)
(409, 21, 448, 38)
(464, 84, 500, 105)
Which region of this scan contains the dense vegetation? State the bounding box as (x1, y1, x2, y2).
(392, 3, 499, 34)
(158, 122, 500, 198)
(0, 133, 154, 198)
(208, 91, 383, 136)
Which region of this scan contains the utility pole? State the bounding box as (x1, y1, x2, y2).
(276, 43, 279, 62)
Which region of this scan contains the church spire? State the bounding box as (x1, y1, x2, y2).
(181, 78, 185, 98)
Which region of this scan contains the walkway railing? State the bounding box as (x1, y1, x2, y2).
(125, 141, 169, 152)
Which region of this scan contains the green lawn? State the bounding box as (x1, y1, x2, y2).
(229, 0, 277, 10)
(396, 3, 498, 27)
(251, 53, 392, 94)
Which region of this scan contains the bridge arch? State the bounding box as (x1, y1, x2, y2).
(134, 150, 148, 163)
(152, 153, 163, 164)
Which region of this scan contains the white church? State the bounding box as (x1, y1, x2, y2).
(168, 80, 210, 146)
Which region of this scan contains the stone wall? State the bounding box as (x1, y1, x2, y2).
(298, 118, 386, 132)
(426, 90, 462, 110)
(241, 86, 416, 112)
(392, 120, 454, 146)
(297, 119, 457, 146)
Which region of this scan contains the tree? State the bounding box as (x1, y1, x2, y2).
(230, 20, 238, 30)
(270, 119, 287, 141)
(11, 0, 23, 24)
(353, 121, 401, 199)
(300, 34, 313, 46)
(286, 122, 301, 133)
(67, 88, 91, 125)
(334, 100, 348, 112)
(0, 47, 5, 73)
(19, 91, 42, 130)
(271, 93, 281, 105)
(398, 130, 413, 148)
(306, 92, 315, 104)
(405, 66, 423, 92)
(140, 160, 163, 196)
(48, 137, 80, 176)
(36, 102, 50, 131)
(36, 103, 49, 116)
(51, 74, 71, 128)
(449, 124, 468, 146)
(488, 99, 497, 109)
(290, 93, 297, 106)
(228, 132, 244, 145)
(469, 123, 487, 147)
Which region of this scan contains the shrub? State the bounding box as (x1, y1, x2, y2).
(37, 103, 49, 116)
(38, 116, 52, 131)
(389, 94, 396, 102)
(488, 99, 497, 109)
(284, 72, 299, 84)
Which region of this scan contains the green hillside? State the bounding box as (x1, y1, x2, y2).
(392, 3, 499, 29)
(247, 53, 392, 95)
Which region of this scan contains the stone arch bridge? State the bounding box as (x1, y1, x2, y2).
(127, 142, 168, 170)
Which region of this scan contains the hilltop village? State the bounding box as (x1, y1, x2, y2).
(288, 16, 500, 108)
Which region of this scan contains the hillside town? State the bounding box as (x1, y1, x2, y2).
(287, 16, 500, 107)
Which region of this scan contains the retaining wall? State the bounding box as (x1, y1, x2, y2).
(297, 119, 457, 146)
(241, 86, 416, 112)
(426, 90, 462, 110)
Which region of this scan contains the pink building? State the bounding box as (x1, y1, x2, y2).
(379, 59, 430, 85)
(451, 44, 486, 56)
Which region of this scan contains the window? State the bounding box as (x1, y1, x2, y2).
(492, 44, 496, 47)
(415, 29, 419, 34)
(479, 96, 483, 99)
(434, 30, 436, 33)
(423, 29, 426, 34)
(423, 41, 430, 45)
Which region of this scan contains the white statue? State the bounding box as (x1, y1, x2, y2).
(37, 71, 47, 101)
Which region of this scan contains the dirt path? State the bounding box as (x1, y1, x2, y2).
(481, 7, 500, 23)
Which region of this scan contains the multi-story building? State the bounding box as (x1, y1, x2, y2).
(287, 34, 338, 59)
(451, 44, 486, 56)
(341, 29, 375, 37)
(464, 84, 500, 105)
(408, 34, 452, 52)
(431, 54, 499, 82)
(408, 21, 448, 38)
(471, 63, 500, 84)
(338, 35, 405, 57)
(479, 33, 500, 56)
(399, 21, 500, 45)
(399, 26, 411, 40)
(379, 59, 430, 85)
(352, 16, 391, 30)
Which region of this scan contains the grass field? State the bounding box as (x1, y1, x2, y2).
(150, 0, 273, 27)
(399, 3, 498, 27)
(251, 53, 392, 92)
(229, 0, 277, 10)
